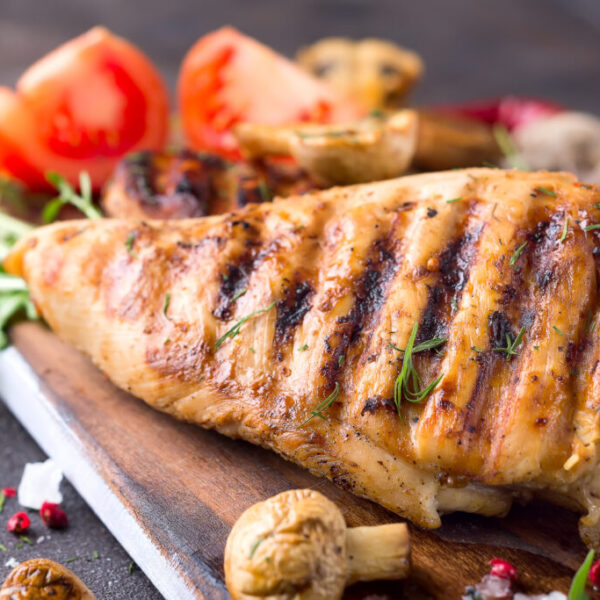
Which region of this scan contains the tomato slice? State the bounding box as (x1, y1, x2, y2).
(178, 27, 363, 158)
(0, 27, 169, 190)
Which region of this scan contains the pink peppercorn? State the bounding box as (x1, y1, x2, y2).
(7, 511, 30, 534)
(40, 501, 68, 529)
(589, 559, 600, 587)
(1, 487, 16, 498)
(489, 558, 518, 582)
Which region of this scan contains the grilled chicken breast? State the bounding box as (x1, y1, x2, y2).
(101, 149, 317, 220)
(6, 168, 600, 545)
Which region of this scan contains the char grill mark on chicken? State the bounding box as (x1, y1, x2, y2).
(8, 169, 600, 544)
(102, 150, 318, 220)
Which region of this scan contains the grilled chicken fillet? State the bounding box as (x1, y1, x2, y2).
(102, 149, 317, 220)
(6, 169, 600, 545)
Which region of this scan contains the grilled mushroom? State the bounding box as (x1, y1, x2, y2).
(235, 110, 418, 186)
(224, 489, 410, 600)
(0, 558, 96, 599)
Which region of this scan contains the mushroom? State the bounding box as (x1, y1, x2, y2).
(224, 489, 410, 600)
(235, 110, 418, 186)
(0, 558, 96, 599)
(296, 37, 424, 110)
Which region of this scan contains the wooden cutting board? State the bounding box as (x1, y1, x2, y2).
(0, 322, 594, 599)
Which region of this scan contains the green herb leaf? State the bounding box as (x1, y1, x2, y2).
(125, 232, 138, 258)
(568, 548, 594, 600)
(248, 536, 264, 558)
(509, 241, 528, 267)
(163, 292, 171, 317)
(0, 491, 5, 514)
(301, 382, 341, 426)
(128, 561, 136, 575)
(44, 171, 102, 222)
(338, 354, 345, 367)
(493, 124, 530, 171)
(553, 325, 565, 335)
(584, 224, 600, 231)
(446, 197, 463, 204)
(560, 216, 569, 243)
(494, 326, 526, 361)
(393, 323, 444, 417)
(215, 301, 276, 350)
(471, 346, 484, 353)
(298, 344, 309, 352)
(232, 288, 247, 301)
(93, 550, 99, 559)
(594, 204, 600, 209)
(249, 346, 256, 353)
(19, 535, 31, 545)
(0, 211, 33, 261)
(0, 544, 7, 552)
(65, 557, 79, 563)
(536, 186, 557, 197)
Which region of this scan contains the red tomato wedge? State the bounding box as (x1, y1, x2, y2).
(0, 27, 169, 190)
(178, 27, 363, 158)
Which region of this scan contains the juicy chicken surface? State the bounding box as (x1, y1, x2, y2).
(101, 149, 317, 220)
(6, 169, 600, 544)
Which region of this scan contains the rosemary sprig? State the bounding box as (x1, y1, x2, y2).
(232, 288, 247, 301)
(44, 171, 102, 222)
(163, 292, 171, 317)
(494, 326, 525, 361)
(248, 536, 265, 558)
(393, 323, 444, 417)
(584, 224, 600, 232)
(125, 232, 138, 258)
(446, 197, 463, 204)
(300, 382, 341, 426)
(215, 301, 276, 350)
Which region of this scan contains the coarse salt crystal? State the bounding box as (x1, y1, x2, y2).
(18, 458, 63, 509)
(4, 557, 18, 569)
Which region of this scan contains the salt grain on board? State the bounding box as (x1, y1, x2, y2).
(4, 557, 18, 569)
(18, 458, 63, 509)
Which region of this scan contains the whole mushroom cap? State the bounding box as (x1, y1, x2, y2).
(224, 489, 348, 600)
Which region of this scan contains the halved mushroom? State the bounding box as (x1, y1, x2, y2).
(296, 38, 424, 110)
(0, 558, 96, 599)
(224, 489, 410, 600)
(235, 110, 418, 186)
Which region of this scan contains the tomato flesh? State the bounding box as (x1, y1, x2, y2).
(0, 27, 169, 190)
(178, 27, 363, 158)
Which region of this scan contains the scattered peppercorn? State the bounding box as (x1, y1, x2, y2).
(489, 558, 517, 582)
(40, 501, 69, 529)
(1, 487, 16, 498)
(7, 511, 30, 534)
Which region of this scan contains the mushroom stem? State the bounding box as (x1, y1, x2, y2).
(345, 523, 410, 585)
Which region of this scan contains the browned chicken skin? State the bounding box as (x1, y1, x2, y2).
(7, 169, 600, 546)
(101, 149, 318, 220)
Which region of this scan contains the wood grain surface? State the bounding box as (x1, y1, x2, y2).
(1, 321, 596, 599)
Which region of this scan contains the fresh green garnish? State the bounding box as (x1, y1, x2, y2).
(232, 288, 247, 301)
(451, 297, 458, 312)
(0, 491, 5, 513)
(533, 345, 540, 350)
(128, 561, 136, 575)
(536, 186, 557, 197)
(0, 211, 33, 261)
(258, 181, 272, 202)
(93, 550, 100, 559)
(393, 323, 444, 417)
(584, 224, 600, 231)
(389, 336, 447, 354)
(493, 124, 529, 171)
(301, 382, 341, 426)
(19, 535, 32, 545)
(560, 216, 569, 243)
(446, 197, 463, 204)
(65, 557, 79, 563)
(494, 326, 525, 361)
(163, 292, 171, 317)
(594, 203, 600, 209)
(0, 269, 37, 349)
(568, 549, 594, 600)
(249, 346, 256, 353)
(482, 161, 499, 168)
(509, 241, 528, 267)
(298, 344, 309, 352)
(215, 301, 276, 350)
(471, 346, 484, 353)
(125, 232, 138, 258)
(0, 544, 7, 552)
(248, 536, 264, 558)
(553, 325, 565, 335)
(43, 171, 102, 222)
(338, 354, 345, 367)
